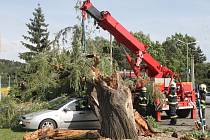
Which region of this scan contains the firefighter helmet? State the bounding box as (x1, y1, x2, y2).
(170, 82, 176, 88)
(199, 84, 207, 92)
(141, 87, 147, 92)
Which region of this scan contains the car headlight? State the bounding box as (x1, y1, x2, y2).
(22, 115, 33, 120)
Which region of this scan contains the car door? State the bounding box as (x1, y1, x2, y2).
(59, 102, 74, 129)
(68, 99, 100, 130)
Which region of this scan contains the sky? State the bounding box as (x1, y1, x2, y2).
(0, 0, 210, 62)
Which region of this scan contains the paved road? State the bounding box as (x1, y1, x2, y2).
(158, 105, 210, 132)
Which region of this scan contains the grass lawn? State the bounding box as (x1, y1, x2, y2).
(0, 129, 26, 140)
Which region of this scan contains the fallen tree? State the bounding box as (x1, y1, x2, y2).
(93, 72, 138, 139)
(23, 56, 156, 140)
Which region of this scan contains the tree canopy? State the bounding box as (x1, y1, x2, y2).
(162, 33, 206, 80)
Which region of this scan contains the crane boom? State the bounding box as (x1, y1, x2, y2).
(81, 0, 174, 78)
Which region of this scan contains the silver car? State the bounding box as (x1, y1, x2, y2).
(19, 97, 100, 130)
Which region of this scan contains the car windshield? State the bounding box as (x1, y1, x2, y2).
(48, 97, 71, 110)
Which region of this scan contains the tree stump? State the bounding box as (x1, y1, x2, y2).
(94, 72, 138, 140)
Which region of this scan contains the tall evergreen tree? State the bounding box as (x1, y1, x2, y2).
(20, 4, 50, 61)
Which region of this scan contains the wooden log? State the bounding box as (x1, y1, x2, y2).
(23, 129, 99, 140)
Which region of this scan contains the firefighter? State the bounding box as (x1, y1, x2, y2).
(168, 82, 178, 125)
(199, 84, 207, 128)
(138, 87, 148, 117)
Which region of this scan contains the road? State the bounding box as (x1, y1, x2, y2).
(158, 105, 210, 132)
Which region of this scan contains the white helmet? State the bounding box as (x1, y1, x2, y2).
(199, 84, 207, 92)
(170, 82, 176, 88)
(141, 87, 147, 92)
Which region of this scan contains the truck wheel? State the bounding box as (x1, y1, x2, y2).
(176, 109, 190, 118)
(39, 119, 57, 129)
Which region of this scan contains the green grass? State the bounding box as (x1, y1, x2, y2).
(0, 129, 26, 140)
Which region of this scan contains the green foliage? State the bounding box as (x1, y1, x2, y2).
(162, 33, 206, 76)
(112, 42, 130, 70)
(0, 129, 25, 140)
(195, 62, 210, 89)
(11, 49, 86, 101)
(0, 96, 47, 129)
(146, 82, 165, 106)
(20, 4, 50, 61)
(11, 25, 91, 101)
(22, 52, 59, 100)
(54, 25, 92, 95)
(162, 127, 176, 133)
(146, 116, 158, 128)
(0, 59, 24, 87)
(53, 25, 115, 91)
(182, 130, 209, 139)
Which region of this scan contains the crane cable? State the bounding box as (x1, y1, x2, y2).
(81, 14, 86, 53)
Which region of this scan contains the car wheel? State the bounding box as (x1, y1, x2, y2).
(39, 119, 57, 129)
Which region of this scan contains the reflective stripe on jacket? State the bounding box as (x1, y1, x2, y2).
(170, 115, 178, 119)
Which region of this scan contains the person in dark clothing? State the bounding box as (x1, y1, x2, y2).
(138, 87, 148, 117)
(168, 82, 178, 125)
(199, 84, 207, 128)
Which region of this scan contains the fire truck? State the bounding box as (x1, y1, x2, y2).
(80, 0, 196, 121)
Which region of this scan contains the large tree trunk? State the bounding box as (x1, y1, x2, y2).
(93, 72, 138, 140)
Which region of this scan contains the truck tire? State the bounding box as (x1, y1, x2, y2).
(176, 109, 190, 118)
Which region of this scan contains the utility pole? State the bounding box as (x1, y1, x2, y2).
(187, 43, 189, 82)
(8, 75, 11, 89)
(177, 40, 198, 82)
(110, 33, 113, 73)
(191, 55, 195, 89)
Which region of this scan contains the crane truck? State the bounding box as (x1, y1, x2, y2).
(80, 0, 196, 121)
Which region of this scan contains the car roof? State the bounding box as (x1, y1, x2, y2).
(49, 96, 85, 103)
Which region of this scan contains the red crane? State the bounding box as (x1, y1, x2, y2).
(80, 0, 196, 121)
(81, 0, 174, 80)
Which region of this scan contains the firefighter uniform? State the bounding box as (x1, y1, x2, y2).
(199, 84, 207, 127)
(168, 82, 178, 125)
(138, 87, 148, 117)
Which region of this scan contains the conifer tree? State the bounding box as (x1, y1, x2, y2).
(20, 4, 50, 61)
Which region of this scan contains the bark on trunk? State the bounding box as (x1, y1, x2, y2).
(94, 72, 138, 140)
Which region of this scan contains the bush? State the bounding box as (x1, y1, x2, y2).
(0, 96, 48, 129)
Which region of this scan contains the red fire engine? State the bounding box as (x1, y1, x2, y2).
(80, 0, 196, 121)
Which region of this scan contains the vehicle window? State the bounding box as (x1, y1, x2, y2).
(67, 99, 89, 111)
(48, 97, 71, 110)
(206, 93, 210, 96)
